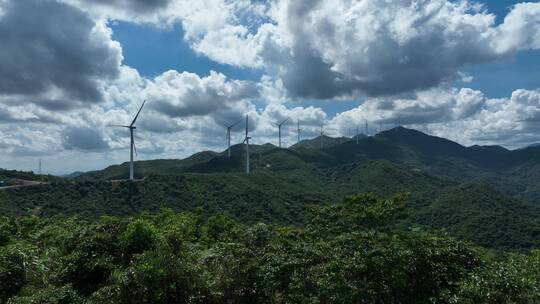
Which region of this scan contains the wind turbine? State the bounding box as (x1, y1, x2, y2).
(320, 123, 326, 149)
(38, 159, 43, 182)
(275, 118, 289, 148)
(297, 120, 302, 143)
(224, 119, 241, 158)
(356, 125, 359, 144)
(111, 100, 146, 181)
(365, 119, 369, 136)
(242, 115, 251, 174)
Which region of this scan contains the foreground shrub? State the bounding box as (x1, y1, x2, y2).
(1, 193, 539, 303)
(0, 247, 25, 302)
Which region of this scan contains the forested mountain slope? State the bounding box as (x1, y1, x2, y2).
(3, 159, 540, 251)
(3, 127, 540, 250)
(74, 127, 540, 203)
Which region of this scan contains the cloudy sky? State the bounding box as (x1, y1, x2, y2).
(1, 0, 540, 174)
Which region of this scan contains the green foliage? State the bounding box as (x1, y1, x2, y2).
(0, 217, 15, 247)
(112, 249, 205, 304)
(203, 214, 241, 242)
(455, 251, 540, 303)
(152, 209, 201, 252)
(4, 161, 540, 251)
(0, 169, 62, 185)
(8, 285, 83, 304)
(121, 219, 158, 257)
(307, 193, 408, 234)
(1, 194, 539, 303)
(411, 184, 540, 251)
(0, 247, 25, 302)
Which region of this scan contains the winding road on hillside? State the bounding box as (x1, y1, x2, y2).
(0, 180, 48, 190)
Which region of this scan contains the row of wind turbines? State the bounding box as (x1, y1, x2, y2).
(226, 114, 380, 175)
(116, 100, 388, 180)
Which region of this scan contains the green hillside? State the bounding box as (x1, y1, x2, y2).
(76, 151, 220, 181)
(73, 127, 540, 204)
(76, 144, 279, 181)
(3, 159, 540, 251)
(0, 169, 60, 186)
(2, 127, 540, 251)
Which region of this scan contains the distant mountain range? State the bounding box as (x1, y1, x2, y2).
(3, 127, 540, 251)
(522, 143, 540, 149)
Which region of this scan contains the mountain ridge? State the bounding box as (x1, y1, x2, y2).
(73, 127, 540, 204)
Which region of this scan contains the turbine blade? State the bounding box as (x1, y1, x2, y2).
(130, 100, 146, 127)
(225, 118, 243, 129)
(109, 124, 130, 128)
(232, 118, 242, 128)
(281, 118, 289, 126)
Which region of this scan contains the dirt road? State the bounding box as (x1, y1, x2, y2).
(0, 180, 48, 190)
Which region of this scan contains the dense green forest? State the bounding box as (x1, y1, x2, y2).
(2, 194, 539, 303)
(3, 160, 540, 251)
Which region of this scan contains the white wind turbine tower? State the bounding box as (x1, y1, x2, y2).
(242, 115, 251, 174)
(111, 100, 146, 181)
(319, 123, 327, 149)
(356, 125, 360, 144)
(297, 120, 302, 143)
(38, 159, 43, 182)
(365, 119, 369, 136)
(225, 119, 241, 158)
(275, 118, 289, 148)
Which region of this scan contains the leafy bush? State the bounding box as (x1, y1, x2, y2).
(0, 217, 15, 247)
(1, 193, 539, 303)
(0, 247, 25, 302)
(120, 219, 158, 257)
(113, 249, 206, 304)
(455, 251, 540, 303)
(203, 213, 240, 242)
(7, 285, 83, 304)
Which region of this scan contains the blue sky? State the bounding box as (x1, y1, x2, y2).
(111, 22, 264, 81)
(111, 0, 540, 117)
(112, 18, 540, 117)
